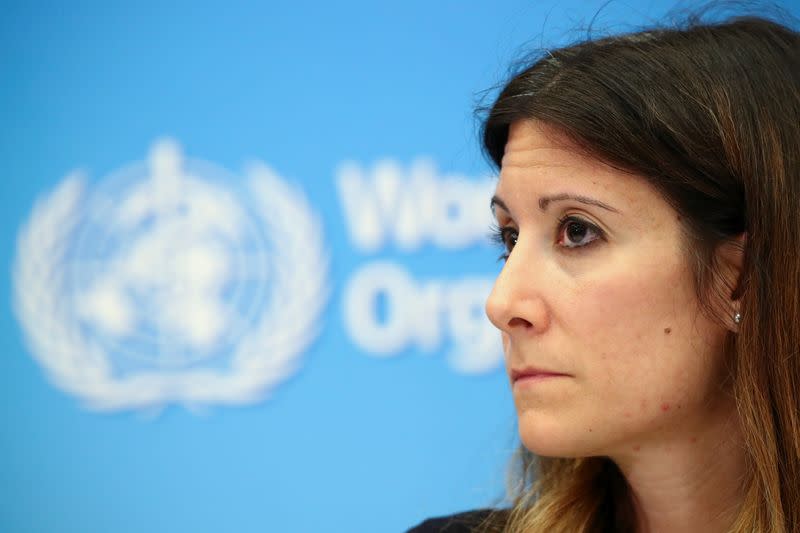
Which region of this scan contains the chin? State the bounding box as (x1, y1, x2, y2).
(517, 411, 604, 458)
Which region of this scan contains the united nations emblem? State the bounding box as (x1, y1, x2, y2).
(12, 139, 328, 412)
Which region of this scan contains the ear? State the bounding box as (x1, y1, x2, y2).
(715, 232, 746, 331)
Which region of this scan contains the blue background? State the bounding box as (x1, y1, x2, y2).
(3, 1, 799, 532)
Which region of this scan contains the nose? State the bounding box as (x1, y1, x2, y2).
(485, 245, 550, 336)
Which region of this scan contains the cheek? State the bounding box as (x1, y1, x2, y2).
(581, 265, 699, 389)
(573, 244, 699, 355)
(527, 254, 723, 452)
(510, 232, 732, 457)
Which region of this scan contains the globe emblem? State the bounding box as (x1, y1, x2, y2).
(13, 139, 328, 411)
(70, 140, 270, 370)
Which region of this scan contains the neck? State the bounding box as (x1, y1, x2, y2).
(612, 402, 746, 533)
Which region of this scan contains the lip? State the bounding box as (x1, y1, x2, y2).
(510, 367, 571, 385)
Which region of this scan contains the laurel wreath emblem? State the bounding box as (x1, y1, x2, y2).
(12, 158, 328, 412)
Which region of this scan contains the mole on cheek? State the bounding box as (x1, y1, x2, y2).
(664, 327, 671, 334)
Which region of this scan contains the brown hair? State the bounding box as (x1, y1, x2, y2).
(479, 10, 800, 533)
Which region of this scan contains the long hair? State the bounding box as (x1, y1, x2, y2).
(478, 11, 800, 533)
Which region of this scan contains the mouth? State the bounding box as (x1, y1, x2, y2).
(510, 367, 571, 385)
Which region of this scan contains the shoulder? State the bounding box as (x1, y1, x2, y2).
(405, 508, 507, 533)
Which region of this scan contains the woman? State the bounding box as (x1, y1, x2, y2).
(409, 12, 800, 533)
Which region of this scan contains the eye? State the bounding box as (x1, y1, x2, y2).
(489, 224, 517, 262)
(557, 215, 603, 249)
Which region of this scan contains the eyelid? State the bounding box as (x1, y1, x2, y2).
(553, 204, 607, 228)
(488, 223, 517, 261)
(555, 214, 605, 249)
(489, 206, 608, 256)
(492, 208, 513, 224)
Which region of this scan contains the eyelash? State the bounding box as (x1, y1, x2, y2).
(489, 215, 604, 262)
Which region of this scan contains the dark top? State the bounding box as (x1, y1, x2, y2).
(406, 509, 503, 533)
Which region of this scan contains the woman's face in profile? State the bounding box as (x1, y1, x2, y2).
(486, 120, 734, 459)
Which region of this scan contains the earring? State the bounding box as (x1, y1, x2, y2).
(733, 311, 742, 324)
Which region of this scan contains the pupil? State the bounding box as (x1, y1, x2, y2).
(567, 222, 586, 242)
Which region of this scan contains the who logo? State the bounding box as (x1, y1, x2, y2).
(12, 139, 328, 413)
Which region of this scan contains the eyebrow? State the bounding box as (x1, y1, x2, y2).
(490, 193, 620, 215)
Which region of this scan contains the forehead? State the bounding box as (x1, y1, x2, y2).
(497, 121, 659, 217)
